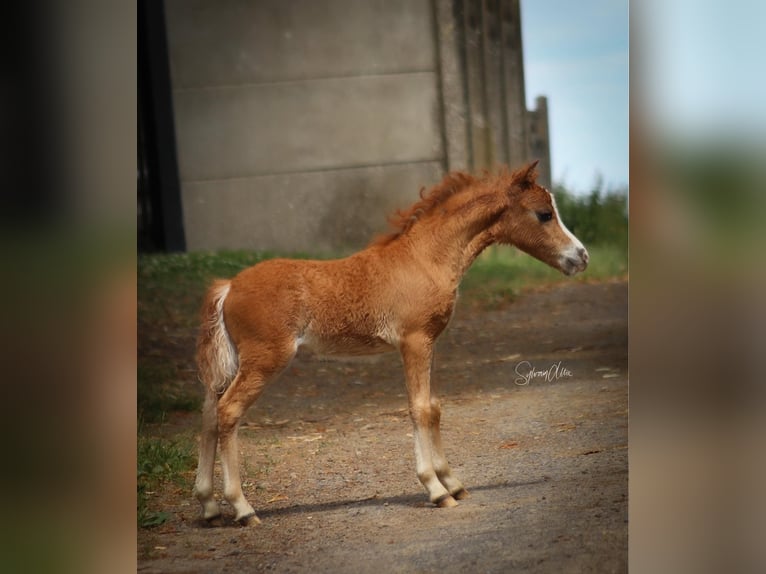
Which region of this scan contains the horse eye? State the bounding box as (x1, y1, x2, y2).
(536, 211, 553, 223)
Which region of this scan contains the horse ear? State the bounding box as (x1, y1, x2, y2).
(524, 160, 540, 182)
(509, 160, 540, 190)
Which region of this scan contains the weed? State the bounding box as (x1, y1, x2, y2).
(137, 435, 196, 528)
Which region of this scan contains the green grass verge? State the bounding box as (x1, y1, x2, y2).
(137, 363, 202, 423)
(137, 435, 196, 528)
(461, 243, 628, 307)
(139, 250, 288, 330)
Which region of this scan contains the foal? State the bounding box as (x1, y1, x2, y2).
(194, 161, 588, 525)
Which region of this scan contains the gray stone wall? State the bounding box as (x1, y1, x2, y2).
(527, 96, 552, 190)
(164, 0, 549, 252)
(165, 0, 443, 252)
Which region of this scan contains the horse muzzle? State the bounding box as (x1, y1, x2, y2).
(560, 246, 589, 276)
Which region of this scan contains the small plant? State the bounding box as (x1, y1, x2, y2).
(137, 436, 195, 528)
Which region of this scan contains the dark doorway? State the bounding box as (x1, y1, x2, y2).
(138, 0, 185, 252)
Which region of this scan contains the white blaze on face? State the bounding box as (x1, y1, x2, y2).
(546, 189, 589, 274)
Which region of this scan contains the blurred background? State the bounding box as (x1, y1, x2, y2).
(631, 1, 766, 572)
(2, 0, 764, 572)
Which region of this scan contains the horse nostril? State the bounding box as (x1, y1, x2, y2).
(578, 247, 589, 262)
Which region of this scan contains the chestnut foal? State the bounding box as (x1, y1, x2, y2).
(194, 161, 588, 525)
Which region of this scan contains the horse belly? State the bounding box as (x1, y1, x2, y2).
(298, 330, 396, 357)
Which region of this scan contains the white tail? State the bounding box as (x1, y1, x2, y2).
(196, 280, 239, 395)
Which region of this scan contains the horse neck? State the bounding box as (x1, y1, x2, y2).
(403, 189, 504, 288)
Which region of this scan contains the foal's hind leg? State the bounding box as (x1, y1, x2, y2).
(194, 390, 222, 520)
(217, 342, 295, 525)
(429, 397, 469, 499)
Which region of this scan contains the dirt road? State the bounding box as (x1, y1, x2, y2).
(139, 280, 628, 573)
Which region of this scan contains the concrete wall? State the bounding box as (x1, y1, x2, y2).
(165, 0, 443, 251)
(527, 96, 552, 190)
(164, 0, 549, 252)
(451, 0, 551, 178)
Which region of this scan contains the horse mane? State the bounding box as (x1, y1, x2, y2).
(370, 171, 477, 246)
(370, 162, 539, 247)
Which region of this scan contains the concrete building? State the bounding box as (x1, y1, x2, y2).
(138, 0, 552, 252)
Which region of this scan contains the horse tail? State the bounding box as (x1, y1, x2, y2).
(196, 279, 239, 396)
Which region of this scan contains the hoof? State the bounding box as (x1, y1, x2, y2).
(203, 514, 223, 527)
(434, 494, 458, 508)
(452, 488, 470, 500)
(237, 512, 261, 526)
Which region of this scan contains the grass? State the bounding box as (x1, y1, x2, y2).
(462, 243, 628, 307)
(137, 366, 201, 424)
(138, 250, 294, 331)
(137, 434, 196, 528)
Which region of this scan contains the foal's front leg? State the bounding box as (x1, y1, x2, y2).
(400, 333, 457, 507)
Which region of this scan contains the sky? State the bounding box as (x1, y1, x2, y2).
(638, 0, 766, 144)
(521, 0, 629, 194)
